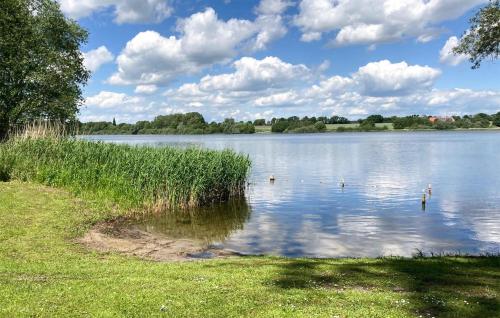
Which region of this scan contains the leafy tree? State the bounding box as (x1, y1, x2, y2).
(365, 114, 384, 124)
(313, 121, 326, 131)
(494, 112, 500, 127)
(328, 116, 349, 124)
(253, 119, 266, 126)
(0, 0, 89, 139)
(454, 0, 500, 69)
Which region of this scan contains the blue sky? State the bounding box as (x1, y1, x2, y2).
(60, 0, 500, 123)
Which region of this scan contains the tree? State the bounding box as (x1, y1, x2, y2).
(493, 112, 500, 127)
(453, 0, 500, 69)
(0, 0, 89, 139)
(112, 118, 116, 126)
(365, 114, 384, 124)
(253, 119, 266, 126)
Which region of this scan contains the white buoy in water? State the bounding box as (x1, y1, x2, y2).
(340, 177, 345, 188)
(427, 183, 432, 194)
(269, 175, 275, 182)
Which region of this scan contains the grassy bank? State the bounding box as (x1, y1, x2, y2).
(0, 182, 498, 317)
(0, 137, 250, 211)
(255, 123, 394, 133)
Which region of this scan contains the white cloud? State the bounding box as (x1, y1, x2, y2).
(256, 0, 293, 15)
(251, 14, 288, 51)
(197, 56, 310, 92)
(294, 0, 486, 45)
(255, 91, 300, 107)
(306, 76, 355, 97)
(109, 7, 288, 86)
(85, 91, 142, 109)
(58, 0, 172, 24)
(134, 84, 158, 94)
(439, 36, 469, 66)
(426, 88, 500, 110)
(83, 46, 114, 73)
(163, 56, 310, 109)
(353, 60, 441, 96)
(82, 57, 499, 123)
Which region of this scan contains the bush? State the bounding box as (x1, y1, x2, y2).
(314, 121, 326, 131)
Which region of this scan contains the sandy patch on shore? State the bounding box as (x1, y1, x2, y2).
(78, 220, 240, 261)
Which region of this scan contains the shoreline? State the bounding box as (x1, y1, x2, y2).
(1, 181, 499, 317)
(79, 218, 241, 262)
(76, 127, 500, 137)
(76, 127, 500, 136)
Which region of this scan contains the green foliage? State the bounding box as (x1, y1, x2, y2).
(393, 115, 431, 129)
(365, 114, 385, 124)
(313, 121, 326, 131)
(336, 125, 388, 132)
(0, 0, 89, 139)
(493, 112, 500, 127)
(391, 113, 496, 130)
(253, 118, 266, 126)
(454, 0, 500, 69)
(79, 112, 256, 135)
(271, 117, 327, 133)
(0, 137, 251, 211)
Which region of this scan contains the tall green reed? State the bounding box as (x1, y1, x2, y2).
(0, 136, 251, 213)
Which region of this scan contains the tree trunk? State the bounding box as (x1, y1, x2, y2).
(0, 120, 9, 141)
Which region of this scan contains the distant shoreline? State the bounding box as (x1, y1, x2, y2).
(77, 126, 500, 136)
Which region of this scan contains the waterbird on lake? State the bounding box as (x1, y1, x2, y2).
(269, 175, 275, 182)
(340, 177, 345, 188)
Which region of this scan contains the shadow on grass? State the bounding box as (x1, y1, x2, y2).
(269, 256, 500, 317)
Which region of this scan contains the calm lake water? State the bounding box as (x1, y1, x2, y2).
(82, 132, 500, 258)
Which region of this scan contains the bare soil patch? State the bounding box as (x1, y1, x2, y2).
(78, 219, 240, 261)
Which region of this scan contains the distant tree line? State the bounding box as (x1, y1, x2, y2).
(79, 112, 500, 135)
(390, 112, 500, 130)
(78, 112, 255, 135)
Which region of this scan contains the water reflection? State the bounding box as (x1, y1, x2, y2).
(131, 199, 251, 243)
(83, 132, 500, 257)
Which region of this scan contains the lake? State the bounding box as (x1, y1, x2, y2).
(82, 131, 500, 258)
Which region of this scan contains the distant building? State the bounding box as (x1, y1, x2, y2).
(428, 116, 455, 124)
(428, 116, 438, 124)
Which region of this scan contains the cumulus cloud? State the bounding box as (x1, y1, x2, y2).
(294, 0, 486, 45)
(81, 90, 168, 123)
(255, 90, 300, 107)
(353, 60, 441, 96)
(166, 59, 443, 110)
(82, 46, 114, 73)
(85, 91, 142, 109)
(165, 58, 498, 119)
(164, 56, 310, 108)
(134, 84, 158, 94)
(109, 7, 288, 86)
(82, 58, 499, 123)
(196, 56, 310, 92)
(256, 0, 293, 15)
(58, 0, 172, 24)
(439, 36, 469, 66)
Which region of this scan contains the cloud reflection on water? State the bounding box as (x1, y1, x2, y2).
(84, 132, 500, 257)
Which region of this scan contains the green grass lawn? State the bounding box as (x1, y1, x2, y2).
(326, 123, 394, 131)
(255, 125, 271, 133)
(255, 123, 395, 133)
(0, 182, 498, 317)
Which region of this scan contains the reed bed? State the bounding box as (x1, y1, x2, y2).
(0, 136, 251, 212)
